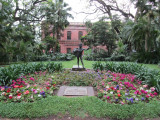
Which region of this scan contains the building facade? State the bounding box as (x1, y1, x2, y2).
(42, 22, 107, 54)
(58, 22, 88, 54)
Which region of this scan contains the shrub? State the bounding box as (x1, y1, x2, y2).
(0, 62, 63, 86)
(130, 51, 160, 64)
(51, 53, 75, 61)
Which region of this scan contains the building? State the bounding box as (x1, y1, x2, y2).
(59, 22, 88, 53)
(42, 22, 107, 54)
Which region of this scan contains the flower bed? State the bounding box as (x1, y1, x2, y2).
(0, 71, 56, 103)
(97, 71, 159, 104)
(0, 69, 159, 104)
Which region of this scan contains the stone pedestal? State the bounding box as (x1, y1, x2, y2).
(72, 65, 86, 71)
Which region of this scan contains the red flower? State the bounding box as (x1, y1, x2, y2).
(14, 85, 19, 88)
(118, 94, 121, 97)
(146, 95, 150, 98)
(117, 90, 120, 93)
(7, 88, 11, 93)
(17, 93, 21, 96)
(53, 84, 56, 87)
(9, 95, 13, 99)
(46, 87, 50, 90)
(111, 86, 114, 90)
(19, 85, 23, 88)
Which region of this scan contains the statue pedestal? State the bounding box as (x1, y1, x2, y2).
(72, 65, 86, 71)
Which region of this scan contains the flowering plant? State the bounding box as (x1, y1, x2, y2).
(0, 71, 57, 103)
(97, 71, 159, 104)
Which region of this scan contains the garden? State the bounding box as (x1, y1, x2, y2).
(0, 60, 160, 120)
(1, 0, 160, 119)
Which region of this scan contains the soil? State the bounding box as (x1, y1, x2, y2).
(1, 115, 160, 120)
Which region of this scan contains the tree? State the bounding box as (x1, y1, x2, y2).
(81, 19, 116, 56)
(42, 0, 73, 52)
(0, 0, 72, 63)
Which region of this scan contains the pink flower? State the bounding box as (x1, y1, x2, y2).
(153, 92, 158, 96)
(146, 95, 150, 98)
(150, 87, 155, 92)
(104, 95, 106, 98)
(30, 77, 35, 81)
(24, 90, 29, 95)
(121, 101, 124, 105)
(143, 85, 148, 88)
(34, 90, 38, 94)
(107, 96, 110, 99)
(1, 88, 5, 91)
(108, 82, 111, 84)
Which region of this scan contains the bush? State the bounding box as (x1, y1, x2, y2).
(51, 53, 75, 61)
(0, 62, 63, 86)
(92, 62, 160, 92)
(84, 48, 109, 61)
(110, 54, 125, 61)
(130, 51, 160, 64)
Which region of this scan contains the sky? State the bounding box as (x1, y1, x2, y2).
(64, 0, 136, 22)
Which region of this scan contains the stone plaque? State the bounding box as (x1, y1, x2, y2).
(64, 87, 87, 96)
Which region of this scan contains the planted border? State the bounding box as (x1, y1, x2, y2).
(92, 62, 160, 92)
(0, 62, 63, 86)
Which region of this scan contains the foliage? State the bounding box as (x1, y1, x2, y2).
(0, 62, 63, 86)
(81, 19, 116, 56)
(84, 48, 109, 61)
(0, 0, 72, 64)
(92, 61, 160, 92)
(130, 51, 160, 64)
(51, 53, 75, 61)
(53, 70, 99, 86)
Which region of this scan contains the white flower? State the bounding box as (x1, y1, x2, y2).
(140, 87, 143, 90)
(17, 96, 21, 99)
(38, 94, 41, 97)
(135, 98, 139, 101)
(110, 91, 113, 94)
(106, 86, 109, 89)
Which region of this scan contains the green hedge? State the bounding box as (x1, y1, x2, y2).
(92, 62, 160, 92)
(0, 62, 63, 86)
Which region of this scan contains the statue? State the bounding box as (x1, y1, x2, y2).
(73, 44, 89, 68)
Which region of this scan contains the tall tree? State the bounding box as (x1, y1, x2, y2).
(81, 19, 116, 56)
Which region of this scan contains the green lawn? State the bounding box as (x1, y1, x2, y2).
(57, 59, 160, 71)
(2, 59, 159, 70)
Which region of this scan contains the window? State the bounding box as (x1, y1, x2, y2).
(67, 48, 71, 53)
(78, 31, 83, 40)
(67, 31, 71, 40)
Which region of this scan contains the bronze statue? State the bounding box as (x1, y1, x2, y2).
(73, 44, 89, 68)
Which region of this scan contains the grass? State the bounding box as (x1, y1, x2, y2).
(58, 59, 160, 71)
(1, 59, 160, 71)
(0, 96, 160, 119)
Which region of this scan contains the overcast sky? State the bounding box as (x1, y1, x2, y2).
(64, 0, 136, 22)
